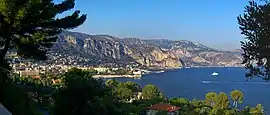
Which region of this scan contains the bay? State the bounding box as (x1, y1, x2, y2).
(114, 67, 270, 112)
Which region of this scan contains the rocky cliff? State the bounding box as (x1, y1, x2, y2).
(51, 31, 182, 68)
(49, 31, 243, 68)
(145, 39, 243, 67)
(121, 38, 181, 68)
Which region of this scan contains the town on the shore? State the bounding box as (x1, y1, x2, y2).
(6, 52, 158, 79)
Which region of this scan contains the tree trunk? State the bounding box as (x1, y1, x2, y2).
(233, 101, 238, 108)
(0, 38, 10, 101)
(210, 101, 214, 106)
(0, 39, 10, 66)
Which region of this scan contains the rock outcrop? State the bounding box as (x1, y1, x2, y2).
(51, 31, 182, 68)
(145, 39, 243, 67)
(49, 31, 243, 68)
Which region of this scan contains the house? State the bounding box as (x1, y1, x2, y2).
(52, 79, 61, 84)
(146, 103, 180, 115)
(93, 67, 109, 73)
(133, 70, 142, 75)
(19, 70, 39, 77)
(31, 75, 40, 79)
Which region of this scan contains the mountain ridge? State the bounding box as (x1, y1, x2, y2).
(48, 31, 243, 68)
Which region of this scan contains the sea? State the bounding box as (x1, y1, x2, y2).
(114, 67, 270, 112)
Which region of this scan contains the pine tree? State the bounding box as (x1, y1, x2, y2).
(238, 1, 270, 80)
(0, 0, 86, 65)
(0, 0, 86, 114)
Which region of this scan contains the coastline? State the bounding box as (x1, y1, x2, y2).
(92, 74, 142, 78)
(184, 66, 244, 68)
(146, 65, 243, 70)
(92, 66, 243, 78)
(146, 66, 182, 71)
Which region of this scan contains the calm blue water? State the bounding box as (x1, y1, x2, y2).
(115, 67, 270, 111)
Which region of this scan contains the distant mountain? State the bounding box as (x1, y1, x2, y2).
(48, 31, 243, 68)
(50, 31, 182, 68)
(228, 49, 243, 53)
(145, 39, 216, 52)
(144, 39, 243, 67)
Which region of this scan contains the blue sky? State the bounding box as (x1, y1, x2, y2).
(56, 0, 250, 50)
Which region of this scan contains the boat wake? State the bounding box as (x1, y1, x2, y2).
(202, 81, 270, 85)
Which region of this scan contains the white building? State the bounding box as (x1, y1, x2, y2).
(93, 67, 109, 72)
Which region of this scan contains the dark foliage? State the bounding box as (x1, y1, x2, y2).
(238, 0, 270, 80)
(0, 0, 86, 114)
(0, 60, 41, 115)
(0, 0, 86, 65)
(51, 68, 121, 115)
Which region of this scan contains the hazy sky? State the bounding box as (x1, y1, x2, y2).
(56, 0, 251, 50)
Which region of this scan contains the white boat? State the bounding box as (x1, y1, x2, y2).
(156, 70, 165, 73)
(211, 72, 219, 76)
(202, 81, 210, 83)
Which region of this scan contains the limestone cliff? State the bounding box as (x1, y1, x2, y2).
(145, 39, 243, 67)
(50, 31, 243, 68)
(51, 31, 182, 68)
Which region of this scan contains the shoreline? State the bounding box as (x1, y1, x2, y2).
(184, 66, 244, 68)
(146, 66, 243, 70)
(92, 74, 142, 78)
(92, 66, 244, 78)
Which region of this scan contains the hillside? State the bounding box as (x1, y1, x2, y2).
(49, 31, 182, 68)
(47, 31, 243, 68)
(145, 39, 243, 67)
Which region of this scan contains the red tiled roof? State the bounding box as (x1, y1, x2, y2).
(147, 103, 180, 112)
(31, 75, 40, 79)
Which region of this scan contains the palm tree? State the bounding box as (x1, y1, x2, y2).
(230, 90, 244, 108)
(205, 92, 217, 107)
